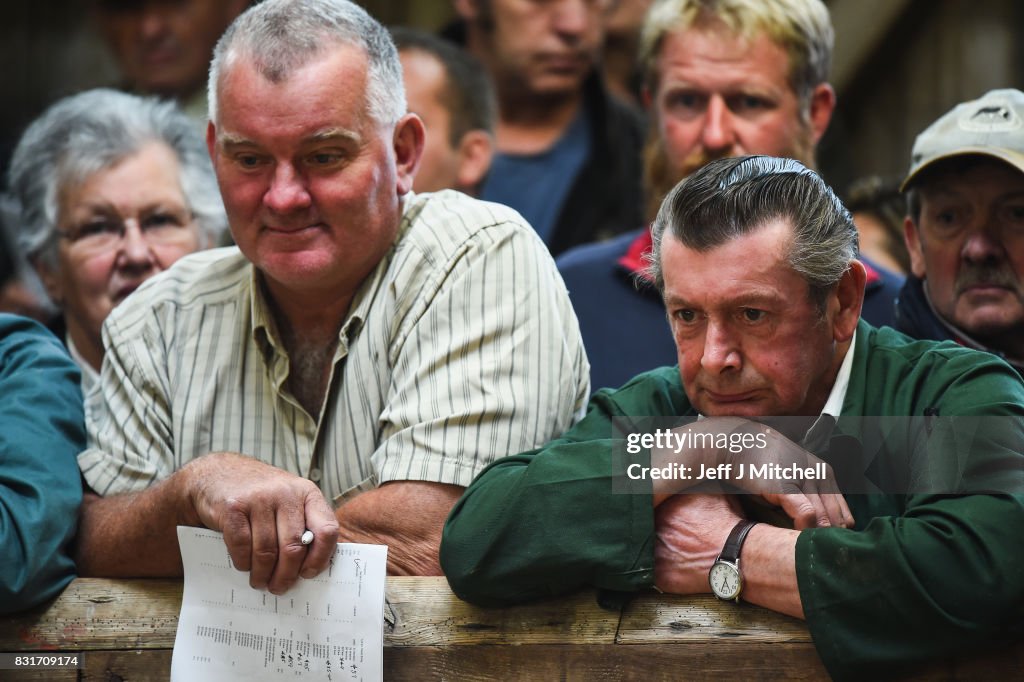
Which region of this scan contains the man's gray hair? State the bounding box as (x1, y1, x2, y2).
(7, 88, 226, 268)
(208, 0, 405, 127)
(647, 155, 857, 308)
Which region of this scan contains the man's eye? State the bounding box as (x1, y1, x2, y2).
(307, 152, 343, 167)
(742, 308, 766, 323)
(1004, 205, 1024, 222)
(664, 92, 705, 115)
(729, 95, 770, 112)
(926, 208, 966, 236)
(674, 309, 697, 323)
(236, 154, 262, 168)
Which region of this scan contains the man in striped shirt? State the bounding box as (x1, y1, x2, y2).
(75, 0, 589, 594)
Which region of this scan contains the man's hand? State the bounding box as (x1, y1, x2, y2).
(183, 453, 340, 594)
(651, 418, 854, 530)
(654, 493, 741, 594)
(654, 493, 805, 618)
(726, 425, 853, 529)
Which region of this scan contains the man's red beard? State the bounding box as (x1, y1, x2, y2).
(641, 125, 817, 222)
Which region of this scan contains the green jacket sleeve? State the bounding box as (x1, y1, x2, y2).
(799, 345, 1024, 679)
(799, 494, 1024, 680)
(440, 370, 689, 606)
(0, 314, 85, 614)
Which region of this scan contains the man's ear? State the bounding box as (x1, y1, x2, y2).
(904, 216, 927, 279)
(832, 260, 866, 343)
(394, 113, 426, 195)
(206, 120, 217, 162)
(455, 130, 494, 196)
(808, 83, 836, 145)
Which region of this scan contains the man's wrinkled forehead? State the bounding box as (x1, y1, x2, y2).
(648, 18, 796, 90)
(661, 218, 794, 275)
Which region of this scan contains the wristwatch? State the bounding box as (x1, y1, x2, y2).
(708, 519, 758, 602)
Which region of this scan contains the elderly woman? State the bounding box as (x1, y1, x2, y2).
(7, 89, 226, 392)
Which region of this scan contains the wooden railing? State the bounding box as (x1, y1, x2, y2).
(2, 577, 1021, 680)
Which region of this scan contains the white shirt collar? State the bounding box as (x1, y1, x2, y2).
(821, 329, 856, 418)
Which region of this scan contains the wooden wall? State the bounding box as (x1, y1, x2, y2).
(820, 0, 1024, 192)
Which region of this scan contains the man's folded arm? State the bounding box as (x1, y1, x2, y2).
(796, 493, 1024, 679)
(334, 481, 464, 575)
(439, 378, 682, 606)
(75, 476, 197, 577)
(441, 439, 657, 606)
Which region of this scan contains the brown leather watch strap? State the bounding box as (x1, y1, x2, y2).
(719, 519, 758, 563)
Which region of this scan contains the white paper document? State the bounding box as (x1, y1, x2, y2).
(172, 526, 388, 681)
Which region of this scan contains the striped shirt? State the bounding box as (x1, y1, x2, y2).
(79, 191, 590, 505)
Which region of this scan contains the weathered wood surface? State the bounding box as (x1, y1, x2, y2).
(1, 577, 1022, 681)
(1, 579, 182, 651)
(385, 576, 620, 646)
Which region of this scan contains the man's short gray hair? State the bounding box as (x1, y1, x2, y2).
(647, 155, 857, 309)
(208, 0, 405, 127)
(7, 88, 226, 268)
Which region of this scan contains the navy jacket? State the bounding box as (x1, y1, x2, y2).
(894, 275, 1023, 375)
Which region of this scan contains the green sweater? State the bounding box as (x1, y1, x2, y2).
(441, 321, 1024, 679)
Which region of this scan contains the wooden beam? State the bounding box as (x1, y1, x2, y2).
(2, 577, 1023, 681)
(829, 0, 915, 93)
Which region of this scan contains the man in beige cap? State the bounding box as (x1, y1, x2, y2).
(896, 89, 1024, 374)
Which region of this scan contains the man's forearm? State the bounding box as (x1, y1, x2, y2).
(75, 472, 200, 577)
(335, 481, 464, 575)
(740, 525, 803, 619)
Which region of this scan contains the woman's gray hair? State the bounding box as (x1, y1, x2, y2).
(7, 88, 226, 268)
(208, 0, 405, 127)
(647, 155, 858, 310)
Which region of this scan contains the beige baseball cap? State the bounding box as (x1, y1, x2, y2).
(901, 88, 1024, 191)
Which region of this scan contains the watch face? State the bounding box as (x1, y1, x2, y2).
(709, 560, 742, 600)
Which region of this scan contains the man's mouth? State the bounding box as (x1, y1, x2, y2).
(139, 43, 180, 67)
(959, 283, 1015, 296)
(703, 390, 756, 403)
(264, 223, 323, 235)
(538, 53, 590, 72)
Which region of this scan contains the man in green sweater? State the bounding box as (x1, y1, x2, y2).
(441, 155, 1024, 679)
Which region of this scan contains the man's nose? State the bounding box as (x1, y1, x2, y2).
(700, 95, 736, 153)
(264, 163, 312, 214)
(552, 0, 591, 38)
(137, 7, 171, 42)
(961, 219, 1007, 264)
(700, 320, 742, 374)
